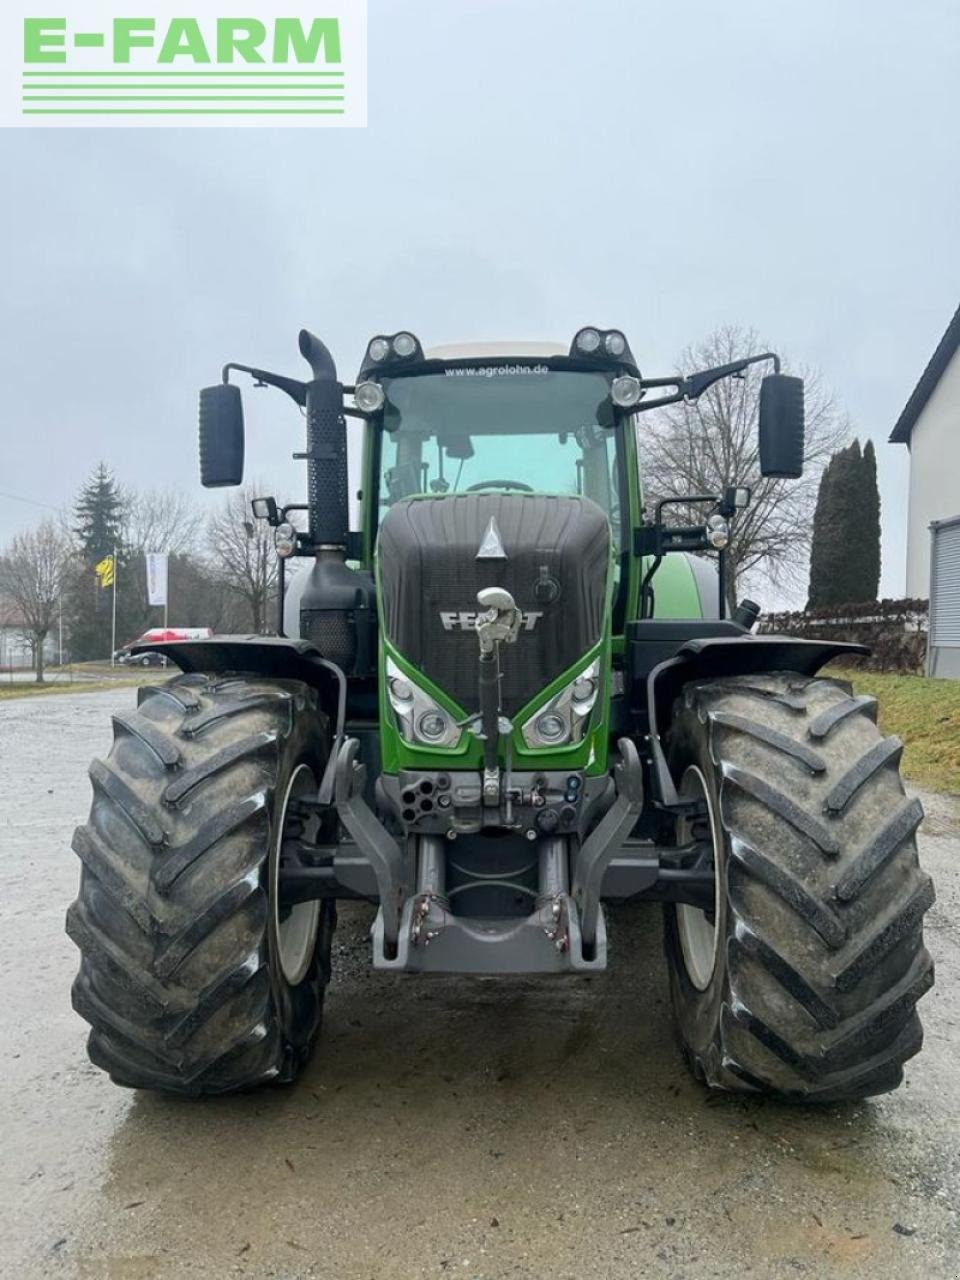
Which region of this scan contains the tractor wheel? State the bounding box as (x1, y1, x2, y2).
(67, 673, 335, 1096)
(663, 671, 934, 1102)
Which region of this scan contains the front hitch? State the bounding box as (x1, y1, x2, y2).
(473, 587, 521, 806)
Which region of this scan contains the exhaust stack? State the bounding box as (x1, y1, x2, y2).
(299, 328, 349, 549)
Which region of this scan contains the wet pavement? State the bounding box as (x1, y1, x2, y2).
(1, 688, 958, 1279)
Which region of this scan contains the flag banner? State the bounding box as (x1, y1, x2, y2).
(146, 553, 168, 607)
(94, 554, 114, 588)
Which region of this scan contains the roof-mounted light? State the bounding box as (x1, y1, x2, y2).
(393, 332, 417, 358)
(359, 331, 426, 379)
(569, 326, 638, 372)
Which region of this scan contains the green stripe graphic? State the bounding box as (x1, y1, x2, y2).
(22, 70, 344, 77)
(22, 108, 346, 114)
(23, 95, 345, 101)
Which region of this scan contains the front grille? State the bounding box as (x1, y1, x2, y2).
(378, 494, 610, 714)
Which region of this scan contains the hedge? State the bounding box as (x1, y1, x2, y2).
(759, 599, 928, 673)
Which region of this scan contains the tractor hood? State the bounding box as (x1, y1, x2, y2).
(377, 493, 611, 716)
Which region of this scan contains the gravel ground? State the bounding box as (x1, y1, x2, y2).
(1, 688, 958, 1279)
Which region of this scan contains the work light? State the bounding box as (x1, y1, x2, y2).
(575, 327, 602, 354)
(393, 332, 418, 358)
(611, 375, 642, 409)
(354, 380, 385, 413)
(251, 496, 278, 524)
(605, 331, 627, 357)
(367, 337, 390, 362)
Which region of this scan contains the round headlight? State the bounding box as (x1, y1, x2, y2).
(611, 375, 642, 409)
(393, 332, 417, 358)
(576, 328, 601, 354)
(368, 337, 390, 362)
(389, 676, 413, 701)
(605, 331, 626, 357)
(417, 710, 448, 742)
(274, 521, 297, 558)
(706, 514, 730, 550)
(572, 676, 597, 702)
(535, 712, 567, 743)
(355, 380, 385, 413)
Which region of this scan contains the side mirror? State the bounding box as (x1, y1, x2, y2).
(199, 384, 244, 487)
(758, 374, 804, 478)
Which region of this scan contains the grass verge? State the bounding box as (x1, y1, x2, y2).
(829, 665, 960, 795)
(0, 677, 152, 702)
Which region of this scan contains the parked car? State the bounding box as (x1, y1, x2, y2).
(116, 627, 213, 665)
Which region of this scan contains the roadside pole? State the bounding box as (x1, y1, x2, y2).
(110, 545, 117, 668)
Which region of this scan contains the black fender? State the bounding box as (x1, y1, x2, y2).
(132, 636, 347, 798)
(646, 635, 869, 808)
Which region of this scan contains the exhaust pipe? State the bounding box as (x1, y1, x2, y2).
(296, 330, 375, 675)
(299, 329, 348, 549)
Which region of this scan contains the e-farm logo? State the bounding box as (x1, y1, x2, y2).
(4, 2, 366, 126)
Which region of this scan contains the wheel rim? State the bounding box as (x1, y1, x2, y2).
(271, 763, 321, 986)
(675, 765, 722, 992)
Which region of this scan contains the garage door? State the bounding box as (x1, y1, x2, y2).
(929, 516, 960, 677)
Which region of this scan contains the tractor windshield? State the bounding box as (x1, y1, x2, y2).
(376, 367, 621, 545)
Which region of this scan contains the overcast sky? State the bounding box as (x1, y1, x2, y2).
(2, 0, 959, 600)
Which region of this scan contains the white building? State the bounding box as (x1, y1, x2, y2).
(890, 304, 960, 676)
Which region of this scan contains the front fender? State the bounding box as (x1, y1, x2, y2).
(646, 635, 869, 807)
(131, 635, 346, 743)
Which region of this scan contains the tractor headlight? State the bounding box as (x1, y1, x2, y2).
(605, 331, 627, 357)
(706, 514, 730, 550)
(274, 522, 297, 558)
(575, 327, 602, 354)
(521, 658, 601, 749)
(386, 658, 461, 748)
(367, 337, 390, 363)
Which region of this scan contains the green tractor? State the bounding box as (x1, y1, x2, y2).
(67, 326, 934, 1100)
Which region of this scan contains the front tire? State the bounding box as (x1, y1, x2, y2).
(664, 671, 934, 1102)
(67, 673, 334, 1096)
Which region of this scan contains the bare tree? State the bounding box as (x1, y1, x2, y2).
(641, 325, 849, 611)
(119, 488, 205, 633)
(206, 486, 278, 633)
(0, 520, 72, 682)
(124, 488, 203, 558)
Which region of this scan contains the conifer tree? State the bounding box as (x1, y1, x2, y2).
(67, 464, 125, 660)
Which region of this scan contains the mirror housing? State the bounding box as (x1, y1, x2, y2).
(758, 374, 804, 478)
(199, 384, 244, 487)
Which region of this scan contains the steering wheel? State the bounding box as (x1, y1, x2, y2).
(465, 480, 534, 492)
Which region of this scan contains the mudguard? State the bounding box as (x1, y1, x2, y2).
(131, 636, 347, 787)
(646, 635, 869, 807)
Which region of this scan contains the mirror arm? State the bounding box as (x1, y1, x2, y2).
(633, 352, 783, 414)
(222, 363, 307, 408)
(680, 352, 781, 401)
